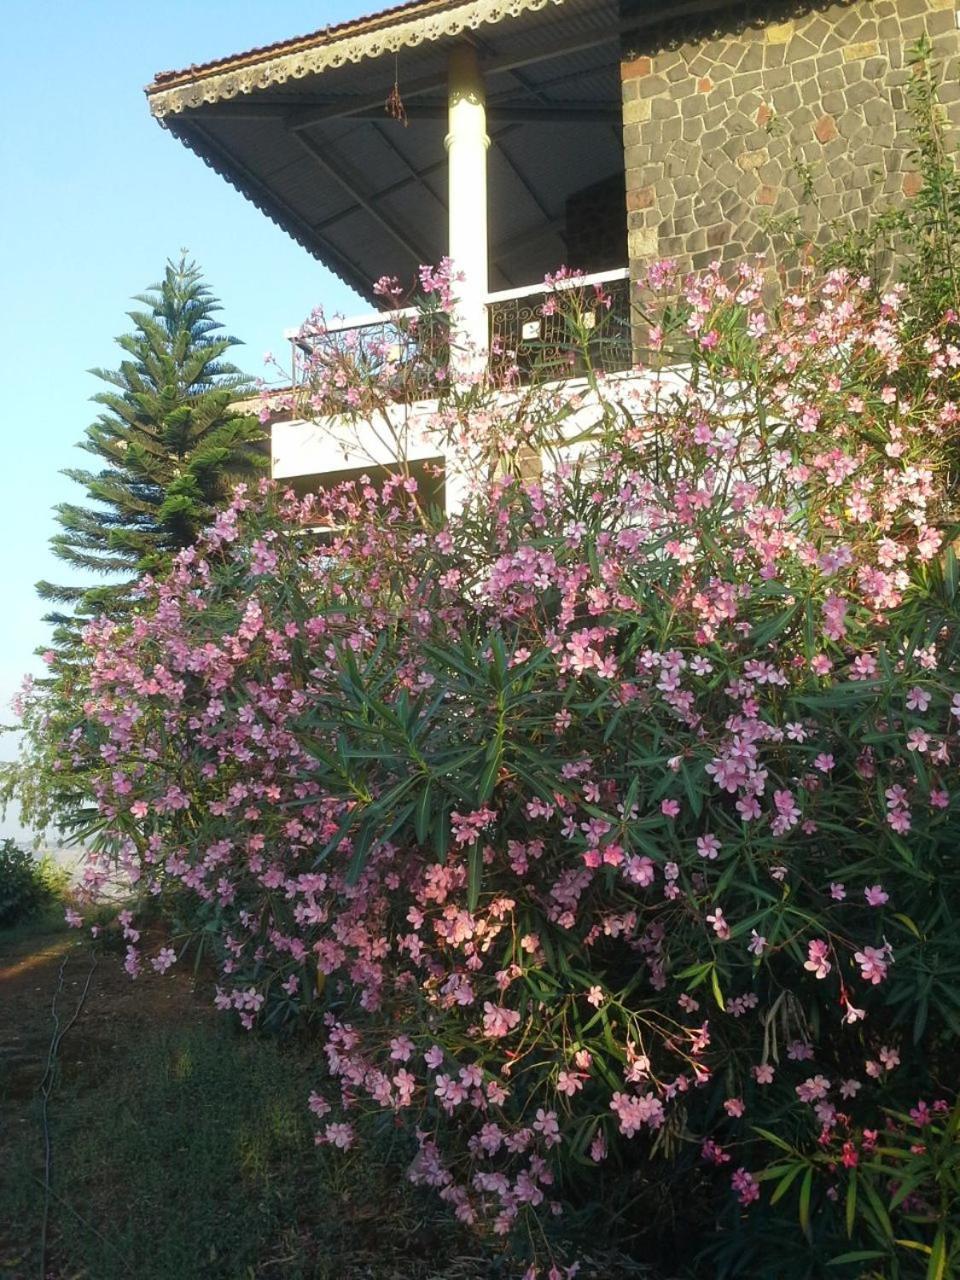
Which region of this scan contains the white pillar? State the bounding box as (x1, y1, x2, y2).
(445, 44, 489, 381)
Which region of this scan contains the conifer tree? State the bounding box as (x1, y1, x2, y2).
(37, 254, 266, 621)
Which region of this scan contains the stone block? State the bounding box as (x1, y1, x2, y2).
(737, 147, 768, 171)
(639, 75, 670, 99)
(928, 8, 958, 34)
(817, 65, 845, 93)
(771, 83, 802, 113)
(661, 117, 683, 143)
(627, 185, 656, 212)
(732, 71, 764, 95)
(628, 227, 659, 259)
(815, 114, 839, 143)
(847, 80, 880, 108)
(843, 41, 881, 61)
(622, 56, 653, 80)
(800, 78, 821, 105)
(623, 97, 653, 126)
(764, 20, 794, 44)
(652, 97, 679, 119)
(785, 35, 819, 62)
(707, 221, 733, 248)
(738, 43, 765, 73)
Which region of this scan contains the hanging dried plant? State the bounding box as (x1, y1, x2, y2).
(385, 54, 408, 126)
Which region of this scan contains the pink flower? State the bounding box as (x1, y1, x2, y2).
(151, 946, 177, 974)
(482, 1002, 521, 1038)
(323, 1122, 355, 1149)
(556, 1070, 584, 1097)
(308, 1091, 331, 1117)
(706, 907, 730, 940)
(696, 833, 721, 860)
(64, 908, 83, 929)
(661, 799, 680, 818)
(855, 944, 892, 985)
(701, 1139, 731, 1164)
(390, 1034, 415, 1061)
(796, 1075, 831, 1103)
(906, 686, 931, 712)
(724, 1097, 745, 1118)
(752, 1064, 775, 1085)
(864, 884, 889, 907)
(533, 1108, 561, 1147)
(424, 1045, 444, 1068)
(610, 1090, 665, 1136)
(804, 939, 832, 979)
(879, 1045, 900, 1071)
(887, 807, 912, 833)
(586, 986, 604, 1008)
(731, 1167, 760, 1207)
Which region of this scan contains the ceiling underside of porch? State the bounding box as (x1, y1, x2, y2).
(158, 0, 625, 301)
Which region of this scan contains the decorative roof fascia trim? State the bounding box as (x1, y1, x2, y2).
(148, 0, 566, 118)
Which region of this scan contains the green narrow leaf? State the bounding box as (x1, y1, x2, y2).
(415, 782, 432, 845)
(861, 1179, 894, 1241)
(710, 965, 725, 1011)
(944, 545, 958, 602)
(827, 1251, 888, 1266)
(434, 798, 452, 862)
(478, 747, 502, 804)
(798, 1166, 814, 1240)
(680, 763, 703, 817)
(346, 820, 376, 885)
(893, 912, 922, 939)
(927, 1228, 947, 1280)
(770, 1163, 804, 1206)
(845, 1171, 857, 1238)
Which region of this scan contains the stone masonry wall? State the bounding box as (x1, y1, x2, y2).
(621, 0, 960, 280)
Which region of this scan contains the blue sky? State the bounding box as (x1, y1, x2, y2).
(0, 1, 370, 838)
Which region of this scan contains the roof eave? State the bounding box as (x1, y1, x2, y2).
(145, 0, 566, 118)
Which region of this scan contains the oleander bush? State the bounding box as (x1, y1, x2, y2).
(0, 837, 62, 929)
(38, 256, 960, 1278)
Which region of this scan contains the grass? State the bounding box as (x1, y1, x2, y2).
(0, 901, 511, 1280)
(1, 909, 656, 1280)
(5, 1023, 471, 1280)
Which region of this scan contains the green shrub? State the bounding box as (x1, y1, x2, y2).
(0, 838, 60, 928)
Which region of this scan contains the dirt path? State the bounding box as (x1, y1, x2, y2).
(1, 922, 213, 1106)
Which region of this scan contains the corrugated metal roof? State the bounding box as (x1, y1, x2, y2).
(151, 0, 495, 88)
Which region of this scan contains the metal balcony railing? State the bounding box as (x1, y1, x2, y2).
(487, 267, 633, 386)
(285, 267, 633, 402)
